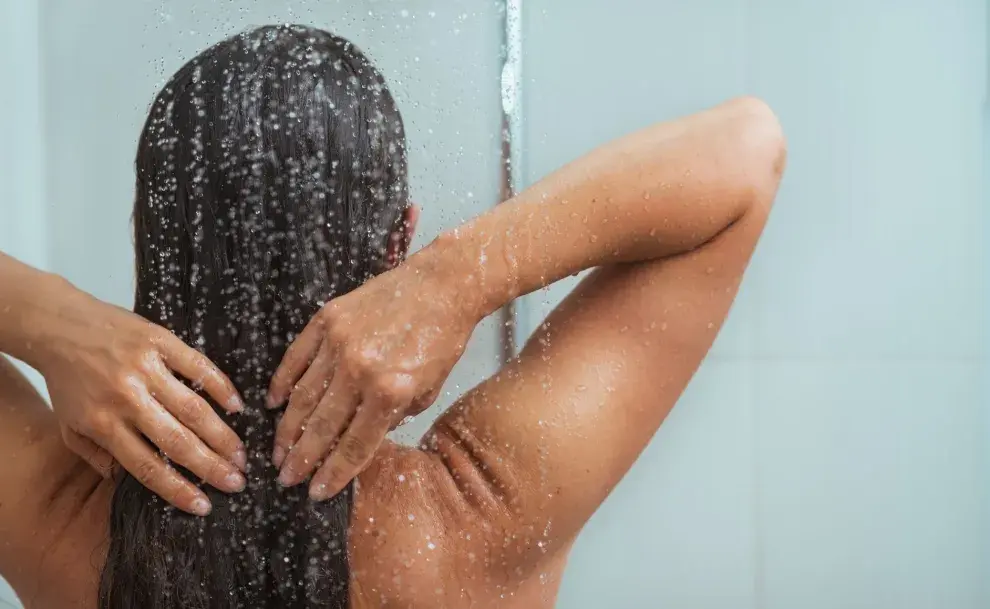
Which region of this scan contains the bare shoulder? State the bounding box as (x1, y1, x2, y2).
(0, 356, 109, 609)
(23, 480, 111, 609)
(352, 440, 546, 609)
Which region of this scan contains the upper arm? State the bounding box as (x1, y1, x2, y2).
(0, 356, 104, 601)
(421, 107, 785, 579)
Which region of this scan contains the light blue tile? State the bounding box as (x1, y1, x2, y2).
(519, 0, 755, 360)
(754, 360, 989, 609)
(747, 0, 987, 359)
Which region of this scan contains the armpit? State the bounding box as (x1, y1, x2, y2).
(422, 416, 519, 524)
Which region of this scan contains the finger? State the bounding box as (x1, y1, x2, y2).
(157, 333, 244, 413)
(389, 387, 441, 431)
(150, 372, 247, 471)
(268, 313, 327, 408)
(62, 426, 115, 479)
(309, 404, 391, 501)
(104, 424, 213, 516)
(277, 374, 359, 487)
(130, 389, 246, 495)
(272, 344, 335, 467)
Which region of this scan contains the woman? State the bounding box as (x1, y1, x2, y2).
(0, 24, 784, 609)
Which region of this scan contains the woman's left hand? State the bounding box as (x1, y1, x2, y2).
(267, 244, 483, 501)
(35, 282, 248, 515)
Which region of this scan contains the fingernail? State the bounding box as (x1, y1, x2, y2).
(265, 393, 280, 409)
(191, 496, 212, 516)
(278, 466, 295, 487)
(309, 483, 329, 501)
(272, 446, 285, 468)
(225, 471, 246, 492)
(233, 449, 248, 472)
(227, 395, 245, 413)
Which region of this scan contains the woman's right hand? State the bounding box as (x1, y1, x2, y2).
(267, 240, 486, 500)
(34, 283, 248, 516)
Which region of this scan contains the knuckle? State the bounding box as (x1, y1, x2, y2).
(162, 427, 189, 455)
(220, 429, 241, 452)
(177, 396, 206, 427)
(371, 373, 413, 403)
(341, 436, 369, 464)
(85, 411, 116, 438)
(204, 456, 224, 480)
(291, 383, 320, 407)
(194, 367, 216, 389)
(183, 356, 210, 386)
(113, 370, 139, 394)
(321, 302, 343, 323)
(136, 351, 162, 375)
(326, 322, 349, 346)
(205, 367, 227, 388)
(133, 459, 159, 485)
(307, 415, 334, 438)
(341, 346, 371, 374)
(148, 325, 172, 344)
(318, 463, 345, 486)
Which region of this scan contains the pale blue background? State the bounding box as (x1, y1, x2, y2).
(1, 1, 987, 608)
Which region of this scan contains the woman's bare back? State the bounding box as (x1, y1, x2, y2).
(20, 441, 563, 609)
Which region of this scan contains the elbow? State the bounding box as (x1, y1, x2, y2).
(726, 96, 787, 208)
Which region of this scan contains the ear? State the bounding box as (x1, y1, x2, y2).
(385, 204, 420, 268)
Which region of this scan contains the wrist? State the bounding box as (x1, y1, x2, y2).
(414, 228, 510, 323)
(3, 271, 84, 369)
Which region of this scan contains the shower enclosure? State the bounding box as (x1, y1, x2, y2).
(1, 1, 986, 607)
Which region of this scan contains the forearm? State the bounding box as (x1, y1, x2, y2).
(0, 252, 77, 368)
(420, 97, 784, 319)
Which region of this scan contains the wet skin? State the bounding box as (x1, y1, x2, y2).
(0, 97, 785, 608)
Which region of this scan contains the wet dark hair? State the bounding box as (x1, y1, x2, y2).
(98, 25, 408, 609)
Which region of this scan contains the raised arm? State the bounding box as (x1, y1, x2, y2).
(270, 96, 784, 532)
(426, 101, 780, 305)
(425, 99, 785, 569)
(421, 96, 784, 573)
(0, 252, 247, 515)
